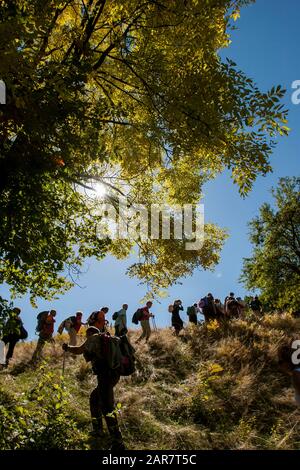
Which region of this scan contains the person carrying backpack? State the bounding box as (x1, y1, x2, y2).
(172, 300, 184, 335)
(62, 327, 129, 451)
(1, 307, 27, 368)
(214, 298, 224, 312)
(236, 297, 246, 317)
(250, 296, 262, 316)
(114, 304, 128, 337)
(31, 310, 56, 363)
(187, 303, 199, 325)
(58, 311, 84, 345)
(224, 293, 240, 319)
(224, 292, 234, 315)
(88, 307, 109, 332)
(199, 293, 217, 322)
(136, 301, 154, 343)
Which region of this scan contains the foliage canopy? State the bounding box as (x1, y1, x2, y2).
(241, 177, 300, 312)
(0, 0, 288, 301)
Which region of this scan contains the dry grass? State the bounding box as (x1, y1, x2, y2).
(1, 313, 300, 450)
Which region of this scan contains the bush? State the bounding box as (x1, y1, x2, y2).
(0, 361, 83, 449)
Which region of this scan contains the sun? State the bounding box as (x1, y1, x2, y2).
(93, 182, 107, 199)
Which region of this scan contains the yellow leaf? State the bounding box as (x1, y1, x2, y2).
(232, 9, 240, 21)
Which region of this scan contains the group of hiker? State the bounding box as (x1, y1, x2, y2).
(0, 294, 263, 368)
(4, 292, 297, 452)
(170, 293, 263, 336)
(0, 304, 136, 451)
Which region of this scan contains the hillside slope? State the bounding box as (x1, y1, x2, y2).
(0, 314, 300, 450)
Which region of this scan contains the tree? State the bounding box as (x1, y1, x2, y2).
(0, 0, 289, 303)
(241, 178, 300, 312)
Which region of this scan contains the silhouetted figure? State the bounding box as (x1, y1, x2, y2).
(114, 304, 128, 337)
(187, 303, 198, 325)
(31, 310, 56, 363)
(137, 301, 154, 343)
(2, 307, 27, 367)
(172, 300, 184, 335)
(62, 327, 125, 450)
(199, 293, 217, 322)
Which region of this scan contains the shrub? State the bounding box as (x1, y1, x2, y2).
(0, 361, 83, 449)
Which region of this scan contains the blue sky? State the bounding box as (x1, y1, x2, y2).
(2, 0, 299, 338)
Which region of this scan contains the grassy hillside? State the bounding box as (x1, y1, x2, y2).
(1, 313, 300, 450)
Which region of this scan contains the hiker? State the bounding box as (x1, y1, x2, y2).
(62, 326, 126, 450)
(1, 307, 27, 368)
(224, 292, 240, 319)
(187, 303, 199, 325)
(278, 344, 300, 406)
(224, 292, 234, 314)
(250, 296, 262, 316)
(236, 297, 246, 317)
(88, 307, 109, 332)
(214, 299, 225, 317)
(58, 311, 85, 345)
(136, 301, 154, 343)
(114, 304, 128, 337)
(171, 300, 184, 335)
(31, 310, 56, 363)
(199, 293, 217, 322)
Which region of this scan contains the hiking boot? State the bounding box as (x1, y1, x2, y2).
(89, 429, 105, 438)
(90, 417, 104, 438)
(110, 440, 126, 452)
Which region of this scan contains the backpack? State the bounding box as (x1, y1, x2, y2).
(132, 308, 143, 325)
(57, 316, 75, 334)
(168, 304, 174, 313)
(226, 298, 239, 317)
(65, 316, 76, 329)
(85, 333, 135, 376)
(36, 311, 49, 333)
(3, 316, 25, 338)
(250, 300, 260, 311)
(57, 320, 65, 335)
(87, 311, 99, 326)
(227, 298, 238, 310)
(187, 306, 195, 317)
(112, 311, 119, 321)
(119, 335, 136, 376)
(199, 297, 208, 309)
(19, 325, 28, 340)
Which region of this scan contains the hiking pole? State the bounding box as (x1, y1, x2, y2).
(152, 316, 158, 333)
(151, 317, 157, 336)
